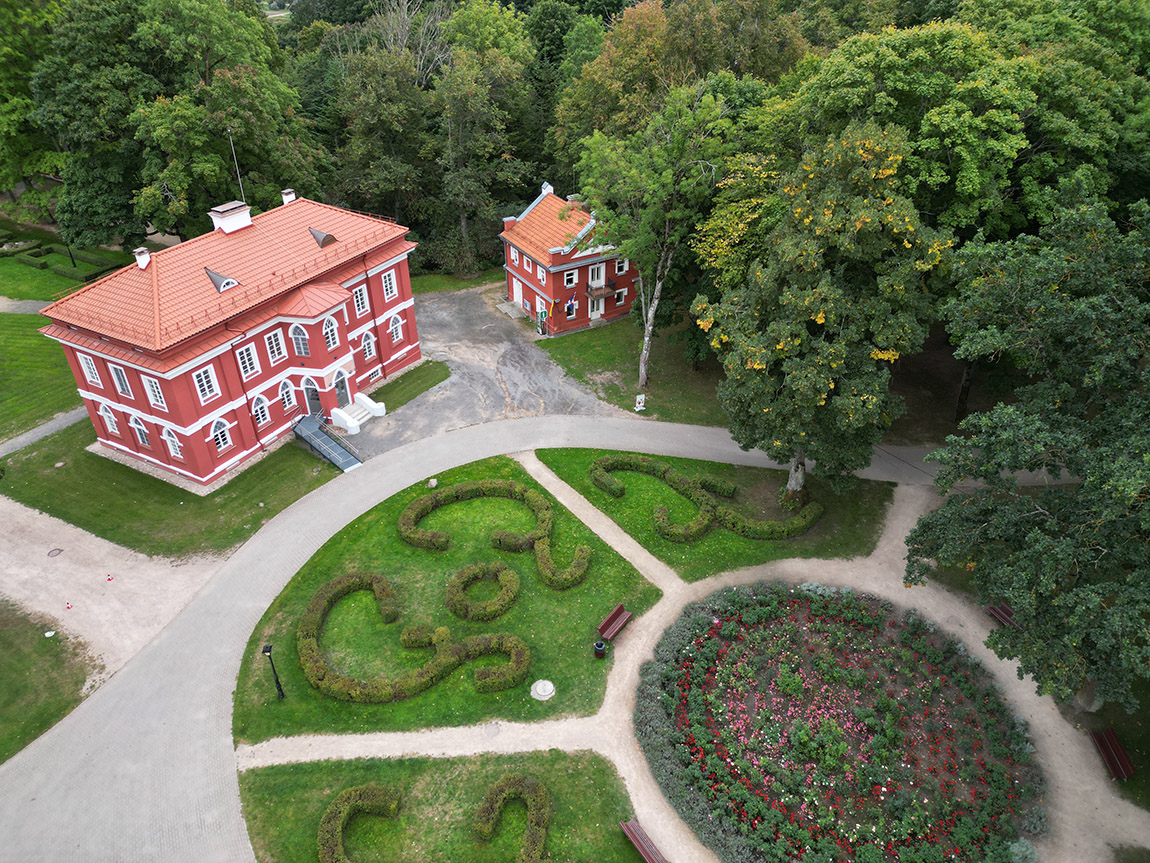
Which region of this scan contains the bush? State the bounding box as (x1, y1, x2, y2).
(296, 571, 531, 703)
(397, 479, 590, 589)
(445, 562, 520, 622)
(589, 454, 824, 544)
(473, 773, 551, 863)
(317, 784, 401, 863)
(1021, 805, 1048, 837)
(1008, 838, 1038, 863)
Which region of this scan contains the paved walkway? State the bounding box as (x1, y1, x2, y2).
(2, 416, 1148, 862)
(0, 406, 88, 458)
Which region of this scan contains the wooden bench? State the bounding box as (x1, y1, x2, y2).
(620, 819, 669, 863)
(1091, 728, 1135, 781)
(985, 602, 1021, 628)
(598, 603, 632, 641)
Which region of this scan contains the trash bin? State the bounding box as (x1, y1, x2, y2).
(594, 640, 607, 659)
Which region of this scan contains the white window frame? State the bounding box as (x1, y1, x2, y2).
(280, 380, 296, 410)
(109, 364, 132, 398)
(565, 298, 577, 319)
(381, 270, 398, 302)
(537, 265, 546, 285)
(265, 330, 287, 364)
(323, 317, 339, 350)
(510, 247, 519, 265)
(129, 415, 150, 447)
(589, 263, 605, 286)
(162, 427, 182, 459)
(192, 365, 221, 405)
(236, 344, 260, 380)
(615, 258, 628, 276)
(252, 396, 270, 426)
(99, 403, 118, 434)
(142, 375, 167, 411)
(590, 296, 603, 314)
(388, 315, 403, 343)
(78, 353, 102, 387)
(615, 288, 626, 305)
(290, 324, 310, 357)
(363, 331, 376, 360)
(564, 269, 577, 287)
(523, 258, 532, 273)
(353, 284, 369, 316)
(210, 419, 232, 452)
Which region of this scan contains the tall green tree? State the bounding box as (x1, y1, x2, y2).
(905, 183, 1150, 710)
(694, 123, 950, 497)
(579, 84, 730, 389)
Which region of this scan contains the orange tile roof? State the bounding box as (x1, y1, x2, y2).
(500, 192, 592, 263)
(41, 198, 410, 352)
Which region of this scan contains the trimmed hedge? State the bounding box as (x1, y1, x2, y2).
(589, 453, 824, 543)
(296, 570, 532, 703)
(398, 479, 591, 589)
(317, 784, 401, 863)
(473, 773, 552, 863)
(0, 239, 40, 258)
(446, 562, 520, 622)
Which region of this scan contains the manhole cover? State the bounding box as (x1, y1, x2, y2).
(482, 722, 501, 738)
(47, 548, 63, 558)
(530, 680, 556, 701)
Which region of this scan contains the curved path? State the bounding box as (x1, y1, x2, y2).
(1, 416, 1148, 862)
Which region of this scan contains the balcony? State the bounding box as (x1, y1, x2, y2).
(584, 276, 616, 299)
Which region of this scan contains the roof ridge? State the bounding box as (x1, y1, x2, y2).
(151, 252, 161, 351)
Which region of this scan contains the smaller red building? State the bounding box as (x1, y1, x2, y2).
(500, 183, 638, 335)
(40, 193, 421, 488)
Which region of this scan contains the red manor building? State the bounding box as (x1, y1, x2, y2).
(500, 183, 638, 335)
(40, 192, 421, 488)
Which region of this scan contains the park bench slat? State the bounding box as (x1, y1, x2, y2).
(985, 603, 1021, 628)
(620, 819, 669, 863)
(1091, 728, 1135, 781)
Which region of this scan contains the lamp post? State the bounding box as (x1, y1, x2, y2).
(262, 643, 285, 700)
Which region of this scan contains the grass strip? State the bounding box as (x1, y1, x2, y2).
(536, 448, 893, 582)
(0, 314, 83, 442)
(0, 423, 339, 556)
(411, 267, 504, 294)
(371, 360, 449, 411)
(0, 599, 97, 764)
(240, 750, 642, 863)
(232, 455, 660, 743)
(0, 257, 81, 301)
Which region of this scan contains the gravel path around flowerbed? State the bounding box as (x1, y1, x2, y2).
(237, 460, 1150, 863)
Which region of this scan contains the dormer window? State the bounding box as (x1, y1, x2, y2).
(206, 268, 239, 292)
(308, 227, 337, 248)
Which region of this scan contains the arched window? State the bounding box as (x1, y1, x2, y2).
(362, 331, 376, 360)
(129, 415, 150, 447)
(323, 317, 339, 350)
(290, 324, 310, 357)
(211, 419, 232, 452)
(98, 404, 119, 434)
(279, 380, 295, 410)
(388, 315, 403, 343)
(162, 427, 182, 459)
(252, 396, 270, 426)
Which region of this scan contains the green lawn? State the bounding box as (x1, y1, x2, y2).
(0, 599, 97, 765)
(0, 423, 339, 556)
(0, 314, 82, 442)
(233, 456, 660, 744)
(1114, 847, 1150, 863)
(372, 360, 449, 411)
(410, 267, 504, 294)
(539, 320, 729, 426)
(0, 257, 80, 301)
(28, 252, 108, 281)
(240, 750, 645, 863)
(536, 448, 894, 582)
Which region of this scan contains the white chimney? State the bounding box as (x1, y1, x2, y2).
(541, 181, 554, 196)
(132, 247, 151, 269)
(208, 200, 253, 234)
(281, 188, 297, 206)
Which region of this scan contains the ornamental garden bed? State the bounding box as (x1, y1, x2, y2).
(239, 750, 641, 863)
(233, 456, 660, 743)
(636, 582, 1047, 863)
(536, 449, 893, 582)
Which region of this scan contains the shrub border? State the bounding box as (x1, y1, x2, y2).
(589, 453, 824, 542)
(317, 784, 401, 863)
(446, 561, 521, 622)
(473, 772, 552, 863)
(296, 570, 531, 703)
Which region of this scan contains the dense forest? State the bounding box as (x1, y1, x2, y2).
(2, 0, 1149, 707)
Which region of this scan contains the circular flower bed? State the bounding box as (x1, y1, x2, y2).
(635, 583, 1046, 863)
